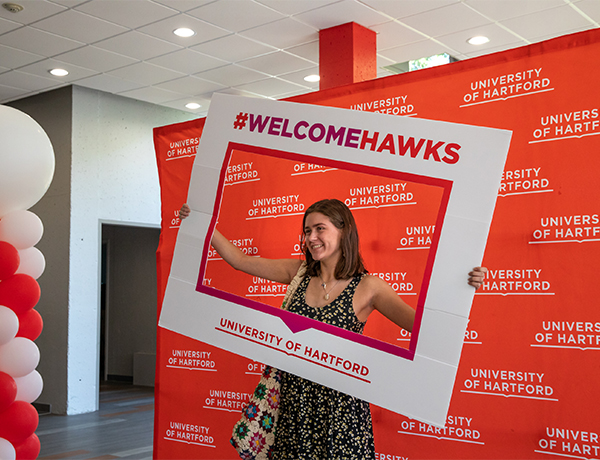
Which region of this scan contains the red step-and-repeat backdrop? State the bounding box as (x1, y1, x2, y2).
(153, 29, 600, 459)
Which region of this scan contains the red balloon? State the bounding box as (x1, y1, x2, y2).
(0, 401, 38, 444)
(15, 433, 40, 460)
(0, 274, 40, 315)
(0, 241, 20, 280)
(17, 309, 43, 341)
(0, 371, 17, 412)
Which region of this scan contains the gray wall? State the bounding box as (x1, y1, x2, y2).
(7, 85, 196, 414)
(8, 86, 73, 414)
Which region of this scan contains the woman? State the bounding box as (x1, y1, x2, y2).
(180, 199, 486, 459)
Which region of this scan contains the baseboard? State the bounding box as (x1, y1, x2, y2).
(106, 374, 134, 383)
(33, 402, 52, 415)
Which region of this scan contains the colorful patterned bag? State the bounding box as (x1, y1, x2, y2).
(230, 262, 306, 460)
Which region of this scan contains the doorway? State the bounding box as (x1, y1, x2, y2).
(100, 224, 160, 384)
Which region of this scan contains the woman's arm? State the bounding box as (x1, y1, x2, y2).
(358, 267, 488, 332)
(211, 229, 301, 284)
(358, 276, 416, 331)
(179, 204, 301, 284)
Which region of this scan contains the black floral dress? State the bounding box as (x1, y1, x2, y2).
(273, 275, 375, 460)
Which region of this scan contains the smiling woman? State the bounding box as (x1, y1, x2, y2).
(299, 200, 416, 328)
(179, 199, 486, 459)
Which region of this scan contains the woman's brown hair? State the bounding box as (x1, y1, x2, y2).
(302, 199, 366, 279)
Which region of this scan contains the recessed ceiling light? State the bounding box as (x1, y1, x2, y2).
(2, 2, 23, 13)
(304, 74, 320, 82)
(467, 36, 490, 45)
(49, 68, 69, 77)
(185, 102, 201, 110)
(174, 28, 195, 38)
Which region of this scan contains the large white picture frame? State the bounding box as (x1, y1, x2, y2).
(159, 93, 511, 426)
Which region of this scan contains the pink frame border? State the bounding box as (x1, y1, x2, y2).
(196, 142, 453, 360)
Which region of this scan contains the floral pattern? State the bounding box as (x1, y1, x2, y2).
(244, 402, 260, 421)
(254, 383, 267, 400)
(249, 432, 266, 453)
(231, 365, 282, 459)
(233, 420, 249, 441)
(266, 388, 280, 409)
(272, 275, 376, 459)
(259, 413, 275, 432)
(238, 450, 254, 460)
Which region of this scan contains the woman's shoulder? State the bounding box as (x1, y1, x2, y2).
(360, 273, 383, 282)
(285, 258, 305, 278)
(356, 273, 390, 292)
(353, 274, 393, 311)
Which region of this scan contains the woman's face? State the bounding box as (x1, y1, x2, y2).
(304, 212, 343, 264)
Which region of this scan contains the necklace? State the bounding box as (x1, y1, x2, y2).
(319, 276, 340, 300)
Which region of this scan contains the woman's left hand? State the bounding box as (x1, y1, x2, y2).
(468, 267, 487, 290)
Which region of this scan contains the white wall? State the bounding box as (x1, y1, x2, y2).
(9, 85, 196, 415)
(67, 86, 195, 414)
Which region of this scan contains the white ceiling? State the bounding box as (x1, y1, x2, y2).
(0, 0, 598, 117)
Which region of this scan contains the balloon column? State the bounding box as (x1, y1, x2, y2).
(0, 105, 55, 460)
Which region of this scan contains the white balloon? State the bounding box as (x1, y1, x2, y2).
(0, 337, 40, 378)
(14, 370, 43, 403)
(0, 306, 19, 346)
(0, 211, 43, 249)
(0, 438, 16, 460)
(0, 105, 55, 218)
(16, 247, 46, 279)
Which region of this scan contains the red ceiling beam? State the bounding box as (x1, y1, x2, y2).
(319, 22, 377, 90)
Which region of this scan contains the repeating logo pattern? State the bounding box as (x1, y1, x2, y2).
(155, 31, 600, 459)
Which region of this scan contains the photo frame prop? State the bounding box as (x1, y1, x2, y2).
(159, 93, 511, 426)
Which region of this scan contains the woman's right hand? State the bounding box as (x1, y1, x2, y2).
(179, 203, 191, 219)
